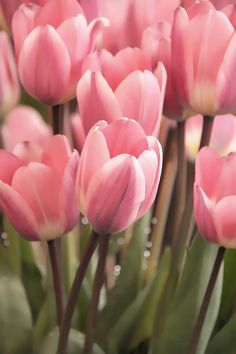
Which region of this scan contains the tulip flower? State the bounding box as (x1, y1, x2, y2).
(2, 105, 52, 152)
(0, 135, 79, 241)
(12, 0, 108, 104)
(82, 47, 151, 90)
(194, 147, 236, 248)
(185, 114, 236, 161)
(0, 31, 19, 117)
(76, 118, 162, 235)
(75, 66, 166, 149)
(172, 1, 236, 116)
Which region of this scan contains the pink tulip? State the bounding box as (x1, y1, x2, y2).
(0, 135, 79, 241)
(141, 21, 184, 119)
(75, 66, 166, 147)
(0, 31, 19, 117)
(76, 118, 162, 235)
(194, 147, 236, 248)
(97, 0, 180, 52)
(82, 47, 151, 90)
(2, 105, 52, 152)
(185, 114, 236, 161)
(12, 1, 109, 104)
(78, 0, 99, 21)
(182, 0, 236, 10)
(172, 1, 236, 116)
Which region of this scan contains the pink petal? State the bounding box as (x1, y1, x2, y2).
(0, 150, 23, 184)
(12, 163, 62, 239)
(71, 112, 86, 153)
(85, 154, 146, 234)
(0, 180, 38, 241)
(13, 141, 43, 164)
(76, 127, 110, 212)
(87, 17, 110, 52)
(102, 118, 148, 158)
(18, 25, 71, 104)
(76, 71, 122, 134)
(12, 3, 41, 57)
(60, 151, 79, 232)
(35, 0, 83, 27)
(194, 184, 218, 243)
(79, 0, 99, 21)
(115, 70, 162, 136)
(2, 105, 52, 153)
(214, 196, 236, 248)
(42, 135, 72, 181)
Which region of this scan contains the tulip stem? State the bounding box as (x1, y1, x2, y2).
(48, 239, 64, 329)
(200, 115, 214, 149)
(83, 234, 110, 354)
(52, 104, 64, 134)
(57, 230, 100, 354)
(187, 246, 225, 354)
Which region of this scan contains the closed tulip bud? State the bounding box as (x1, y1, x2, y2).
(0, 31, 19, 117)
(12, 1, 108, 104)
(194, 147, 236, 248)
(76, 118, 162, 235)
(2, 105, 52, 152)
(0, 135, 79, 241)
(172, 1, 236, 116)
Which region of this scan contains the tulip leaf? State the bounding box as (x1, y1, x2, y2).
(152, 235, 223, 354)
(0, 272, 32, 354)
(96, 213, 151, 350)
(206, 315, 236, 354)
(106, 248, 171, 353)
(37, 328, 105, 354)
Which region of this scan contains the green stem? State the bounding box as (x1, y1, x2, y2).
(52, 105, 64, 135)
(83, 234, 110, 354)
(57, 230, 100, 354)
(187, 247, 225, 354)
(48, 239, 64, 329)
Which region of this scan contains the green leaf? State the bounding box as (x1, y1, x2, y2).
(0, 273, 32, 354)
(152, 235, 223, 354)
(96, 213, 150, 350)
(106, 248, 171, 353)
(206, 315, 236, 354)
(37, 328, 105, 354)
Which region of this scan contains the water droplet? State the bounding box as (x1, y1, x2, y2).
(144, 226, 151, 235)
(146, 241, 152, 248)
(1, 232, 7, 240)
(117, 237, 124, 245)
(81, 216, 88, 225)
(151, 217, 157, 224)
(114, 265, 121, 277)
(144, 250, 150, 258)
(3, 240, 10, 247)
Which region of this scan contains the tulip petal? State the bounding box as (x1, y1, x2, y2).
(42, 135, 72, 181)
(13, 141, 43, 164)
(76, 128, 110, 211)
(102, 118, 148, 158)
(0, 181, 38, 241)
(76, 71, 122, 134)
(85, 154, 146, 234)
(214, 196, 236, 248)
(194, 184, 218, 243)
(12, 163, 62, 239)
(0, 150, 23, 184)
(18, 25, 71, 104)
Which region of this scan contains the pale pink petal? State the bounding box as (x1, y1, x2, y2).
(85, 154, 146, 234)
(102, 118, 148, 158)
(0, 150, 23, 184)
(214, 196, 236, 248)
(87, 17, 110, 52)
(42, 135, 72, 181)
(12, 3, 40, 57)
(18, 25, 71, 104)
(76, 71, 122, 134)
(79, 0, 99, 21)
(60, 151, 79, 232)
(12, 163, 62, 238)
(2, 105, 52, 153)
(115, 70, 163, 136)
(0, 180, 38, 241)
(216, 152, 236, 200)
(71, 112, 86, 153)
(194, 184, 218, 243)
(76, 128, 110, 211)
(35, 0, 83, 27)
(13, 141, 43, 164)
